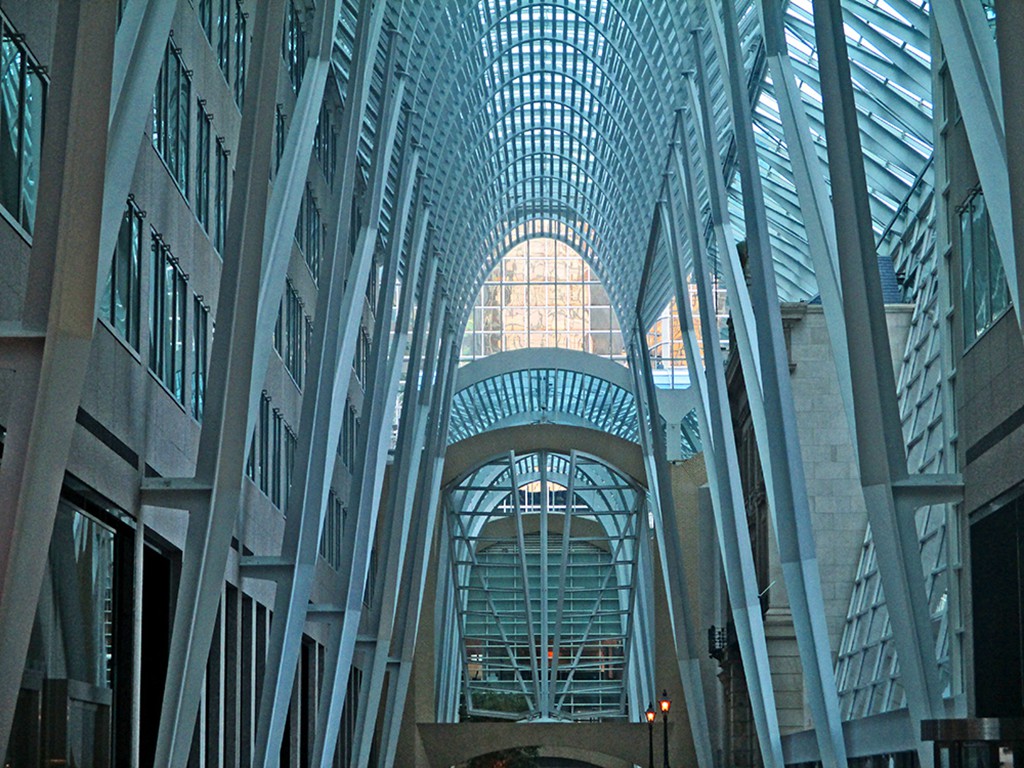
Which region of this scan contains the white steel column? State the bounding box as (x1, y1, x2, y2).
(98, 0, 177, 303)
(148, 0, 288, 762)
(310, 261, 441, 768)
(305, 52, 409, 768)
(379, 335, 460, 767)
(754, 0, 854, 434)
(931, 0, 1020, 326)
(628, 207, 716, 768)
(707, 1, 849, 764)
(350, 189, 432, 768)
(0, 0, 116, 756)
(811, 0, 949, 762)
(669, 123, 785, 764)
(248, 51, 410, 766)
(995, 0, 1024, 328)
(627, 324, 716, 768)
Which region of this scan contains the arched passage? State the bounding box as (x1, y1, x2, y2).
(416, 721, 678, 768)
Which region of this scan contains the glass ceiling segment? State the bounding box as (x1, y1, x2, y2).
(448, 368, 639, 444)
(641, 0, 934, 321)
(388, 0, 934, 327)
(390, 0, 688, 326)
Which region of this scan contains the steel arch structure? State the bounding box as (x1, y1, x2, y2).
(0, 0, 994, 766)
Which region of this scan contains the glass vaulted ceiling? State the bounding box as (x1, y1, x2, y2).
(372, 0, 933, 334)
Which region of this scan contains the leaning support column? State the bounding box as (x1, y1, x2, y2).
(931, 0, 1020, 326)
(350, 194, 434, 768)
(310, 262, 445, 766)
(812, 0, 949, 762)
(147, 0, 355, 757)
(703, 3, 850, 765)
(379, 335, 460, 768)
(754, 0, 854, 434)
(248, 51, 410, 764)
(98, 0, 177, 302)
(148, 1, 288, 763)
(669, 129, 785, 765)
(995, 0, 1024, 332)
(628, 210, 716, 768)
(0, 0, 116, 755)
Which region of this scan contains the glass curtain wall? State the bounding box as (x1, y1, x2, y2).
(444, 450, 646, 722)
(5, 499, 118, 767)
(461, 236, 627, 365)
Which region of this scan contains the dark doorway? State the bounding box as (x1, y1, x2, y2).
(971, 496, 1024, 716)
(140, 546, 174, 768)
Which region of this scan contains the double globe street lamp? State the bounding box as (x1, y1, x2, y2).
(644, 690, 672, 768)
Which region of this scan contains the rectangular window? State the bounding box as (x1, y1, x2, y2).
(196, 103, 211, 232)
(304, 316, 313, 380)
(284, 281, 304, 387)
(0, 19, 46, 234)
(314, 100, 336, 188)
(282, 4, 306, 93)
(246, 431, 256, 480)
(217, 0, 230, 80)
(214, 138, 228, 252)
(294, 184, 321, 284)
(101, 199, 143, 349)
(152, 41, 190, 196)
(273, 299, 283, 356)
(271, 409, 282, 507)
(283, 425, 296, 513)
(149, 235, 187, 403)
(356, 328, 370, 386)
(341, 402, 358, 470)
(961, 190, 1012, 345)
(198, 0, 212, 41)
(233, 1, 247, 108)
(259, 392, 270, 494)
(274, 104, 285, 174)
(192, 296, 209, 420)
(320, 490, 344, 569)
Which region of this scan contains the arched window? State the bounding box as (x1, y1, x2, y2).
(461, 237, 626, 365)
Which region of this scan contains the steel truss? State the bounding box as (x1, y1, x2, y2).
(441, 450, 651, 722)
(0, 0, 976, 765)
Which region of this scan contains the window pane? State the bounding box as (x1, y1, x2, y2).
(989, 213, 1009, 318)
(0, 37, 22, 218)
(961, 204, 975, 343)
(19, 67, 43, 230)
(972, 195, 991, 337)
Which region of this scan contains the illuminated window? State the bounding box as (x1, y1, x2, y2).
(461, 235, 625, 365)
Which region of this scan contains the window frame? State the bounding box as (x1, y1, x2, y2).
(0, 14, 47, 237)
(100, 199, 144, 351)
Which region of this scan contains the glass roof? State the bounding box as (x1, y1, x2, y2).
(364, 0, 934, 332)
(448, 367, 640, 444)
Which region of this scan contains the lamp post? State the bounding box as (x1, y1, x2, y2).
(659, 689, 672, 768)
(645, 703, 657, 768)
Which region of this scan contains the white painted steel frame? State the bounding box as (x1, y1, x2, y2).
(443, 450, 646, 722)
(0, 0, 119, 757)
(694, 2, 849, 764)
(627, 318, 715, 768)
(669, 124, 785, 765)
(147, 1, 291, 762)
(810, 0, 955, 764)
